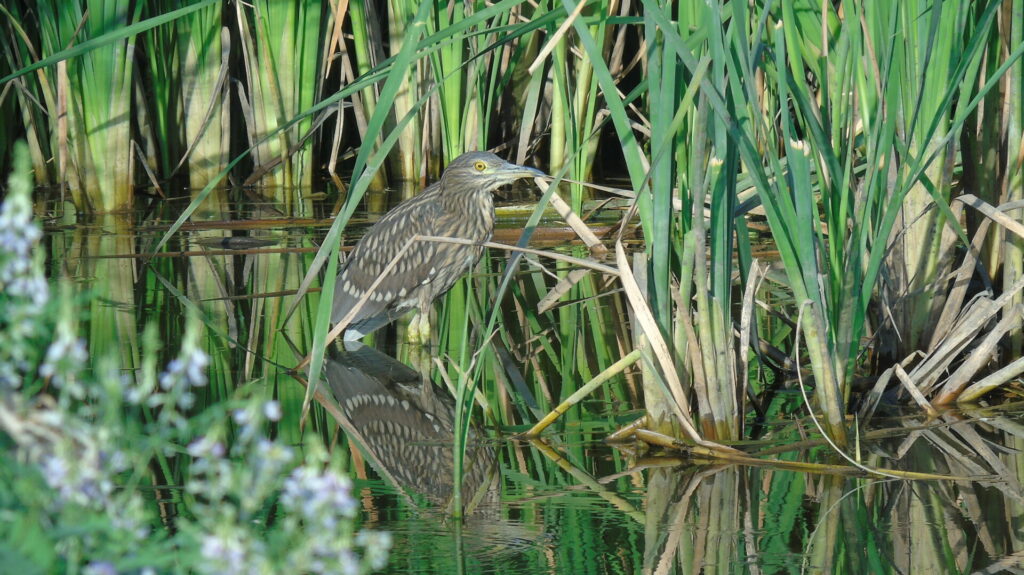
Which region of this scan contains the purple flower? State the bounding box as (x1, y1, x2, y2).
(263, 401, 282, 422)
(281, 467, 357, 529)
(188, 436, 226, 459)
(83, 561, 118, 575)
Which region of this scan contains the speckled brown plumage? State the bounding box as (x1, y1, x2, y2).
(331, 152, 544, 340)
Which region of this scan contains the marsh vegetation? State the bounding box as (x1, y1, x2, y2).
(2, 0, 1024, 572)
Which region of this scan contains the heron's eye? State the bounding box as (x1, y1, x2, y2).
(474, 161, 487, 171)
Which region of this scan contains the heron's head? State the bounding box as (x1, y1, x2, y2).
(440, 152, 545, 196)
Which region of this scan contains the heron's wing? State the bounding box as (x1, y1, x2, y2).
(331, 188, 444, 326)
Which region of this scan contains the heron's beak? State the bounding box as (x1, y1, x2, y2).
(502, 164, 546, 180)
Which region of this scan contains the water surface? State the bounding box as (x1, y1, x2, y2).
(41, 198, 1024, 575)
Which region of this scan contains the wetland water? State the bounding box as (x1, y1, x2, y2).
(42, 204, 1024, 575)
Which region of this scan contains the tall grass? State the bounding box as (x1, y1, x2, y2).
(236, 0, 324, 202)
(175, 2, 229, 190)
(501, 0, 1024, 449)
(52, 0, 140, 212)
(999, 0, 1023, 358)
(0, 0, 141, 211)
(1, 2, 58, 186)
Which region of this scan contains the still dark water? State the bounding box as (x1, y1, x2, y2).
(43, 203, 1024, 575)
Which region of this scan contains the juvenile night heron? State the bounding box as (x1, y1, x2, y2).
(332, 151, 544, 342)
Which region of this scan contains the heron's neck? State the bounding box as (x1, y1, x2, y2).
(440, 186, 495, 217)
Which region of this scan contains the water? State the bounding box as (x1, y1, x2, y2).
(38, 202, 1024, 574)
(342, 360, 1024, 574)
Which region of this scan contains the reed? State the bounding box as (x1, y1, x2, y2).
(47, 0, 139, 212)
(235, 0, 324, 204)
(996, 0, 1023, 357)
(0, 2, 59, 187)
(1, 0, 221, 209)
(383, 0, 422, 183)
(533, 0, 616, 209)
(340, 0, 388, 193)
(176, 1, 229, 189)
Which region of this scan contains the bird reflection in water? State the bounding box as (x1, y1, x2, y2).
(324, 341, 499, 515)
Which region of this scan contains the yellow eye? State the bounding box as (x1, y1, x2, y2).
(474, 161, 487, 171)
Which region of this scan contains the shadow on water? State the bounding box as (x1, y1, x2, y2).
(43, 204, 1024, 575)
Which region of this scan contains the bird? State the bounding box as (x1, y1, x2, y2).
(331, 151, 545, 342)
